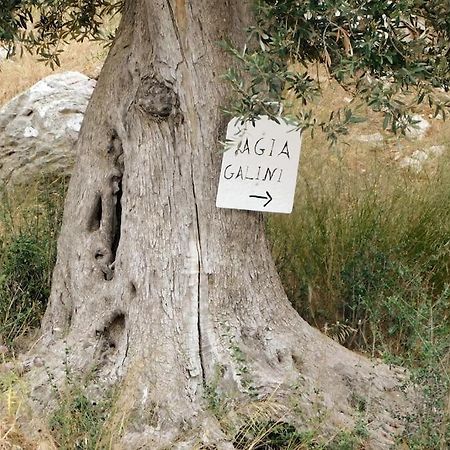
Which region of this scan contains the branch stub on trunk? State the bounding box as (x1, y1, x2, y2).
(136, 76, 178, 120)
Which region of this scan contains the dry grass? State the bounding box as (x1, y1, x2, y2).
(0, 365, 37, 450)
(0, 356, 58, 450)
(296, 67, 450, 172)
(0, 36, 111, 450)
(0, 39, 108, 107)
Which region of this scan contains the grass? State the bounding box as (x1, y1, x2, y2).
(0, 177, 67, 346)
(49, 383, 113, 449)
(0, 366, 36, 449)
(0, 13, 120, 107)
(0, 32, 118, 450)
(232, 419, 367, 449)
(0, 40, 105, 106)
(0, 359, 115, 449)
(201, 389, 370, 450)
(269, 151, 450, 351)
(267, 123, 450, 448)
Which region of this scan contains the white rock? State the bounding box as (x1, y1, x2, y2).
(0, 71, 95, 186)
(428, 145, 446, 157)
(399, 145, 446, 173)
(66, 113, 84, 132)
(405, 114, 430, 139)
(399, 144, 447, 172)
(356, 132, 384, 143)
(399, 157, 423, 173)
(0, 47, 8, 60)
(411, 150, 428, 162)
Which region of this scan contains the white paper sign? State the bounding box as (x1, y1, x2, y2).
(216, 116, 302, 214)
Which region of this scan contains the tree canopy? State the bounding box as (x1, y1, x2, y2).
(224, 0, 450, 141)
(2, 0, 450, 141)
(0, 0, 122, 65)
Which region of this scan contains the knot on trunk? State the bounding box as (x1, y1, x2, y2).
(136, 77, 178, 119)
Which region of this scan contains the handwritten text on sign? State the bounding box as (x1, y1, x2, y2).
(216, 116, 302, 213)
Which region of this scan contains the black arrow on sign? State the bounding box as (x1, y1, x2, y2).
(249, 191, 273, 207)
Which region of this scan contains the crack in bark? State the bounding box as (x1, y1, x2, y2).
(166, 0, 185, 60)
(121, 329, 130, 369)
(87, 194, 102, 232)
(191, 175, 206, 386)
(111, 175, 123, 261)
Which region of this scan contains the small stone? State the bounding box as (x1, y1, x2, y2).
(428, 112, 444, 120)
(356, 133, 384, 143)
(216, 443, 235, 450)
(411, 150, 428, 162)
(0, 344, 9, 354)
(1, 362, 15, 372)
(405, 115, 430, 139)
(37, 440, 57, 450)
(428, 145, 446, 157)
(33, 356, 44, 367)
(399, 157, 423, 173)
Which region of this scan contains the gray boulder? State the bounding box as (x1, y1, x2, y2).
(0, 71, 95, 186)
(399, 145, 447, 173)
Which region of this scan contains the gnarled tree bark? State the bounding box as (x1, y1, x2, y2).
(29, 0, 412, 448)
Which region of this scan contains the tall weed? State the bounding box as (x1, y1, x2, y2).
(268, 151, 449, 351)
(268, 149, 450, 447)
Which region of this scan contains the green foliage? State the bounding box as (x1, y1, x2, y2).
(223, 0, 450, 143)
(4, 0, 450, 141)
(0, 234, 49, 342)
(49, 383, 112, 449)
(0, 0, 122, 68)
(0, 177, 66, 344)
(268, 153, 450, 448)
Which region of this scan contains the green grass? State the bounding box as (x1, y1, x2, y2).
(232, 419, 368, 450)
(268, 150, 450, 448)
(49, 383, 113, 450)
(268, 150, 449, 348)
(0, 177, 67, 345)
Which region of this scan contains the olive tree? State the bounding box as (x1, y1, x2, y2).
(3, 1, 449, 447)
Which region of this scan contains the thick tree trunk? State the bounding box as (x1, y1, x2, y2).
(29, 0, 412, 448)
